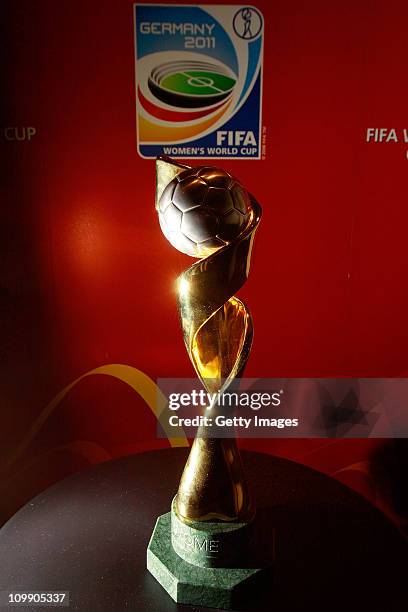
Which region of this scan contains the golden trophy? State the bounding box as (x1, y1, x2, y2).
(147, 156, 263, 609)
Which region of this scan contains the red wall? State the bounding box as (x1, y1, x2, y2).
(1, 0, 407, 527)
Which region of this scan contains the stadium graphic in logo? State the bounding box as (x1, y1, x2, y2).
(134, 5, 263, 159)
(148, 60, 236, 109)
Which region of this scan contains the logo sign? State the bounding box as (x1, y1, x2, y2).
(134, 4, 264, 159)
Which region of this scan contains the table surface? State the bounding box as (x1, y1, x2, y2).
(0, 449, 406, 611)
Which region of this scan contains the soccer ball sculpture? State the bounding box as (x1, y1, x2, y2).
(157, 165, 252, 258)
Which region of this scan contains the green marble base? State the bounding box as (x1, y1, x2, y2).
(147, 512, 266, 609)
(170, 497, 252, 568)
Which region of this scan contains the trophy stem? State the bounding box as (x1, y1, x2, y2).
(175, 431, 255, 523)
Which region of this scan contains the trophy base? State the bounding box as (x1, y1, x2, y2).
(147, 509, 268, 610)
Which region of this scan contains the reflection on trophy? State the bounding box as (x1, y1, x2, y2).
(147, 156, 264, 609)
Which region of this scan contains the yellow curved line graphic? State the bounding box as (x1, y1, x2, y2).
(139, 101, 230, 142)
(3, 364, 188, 473)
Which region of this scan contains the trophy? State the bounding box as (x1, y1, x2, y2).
(147, 156, 263, 609)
